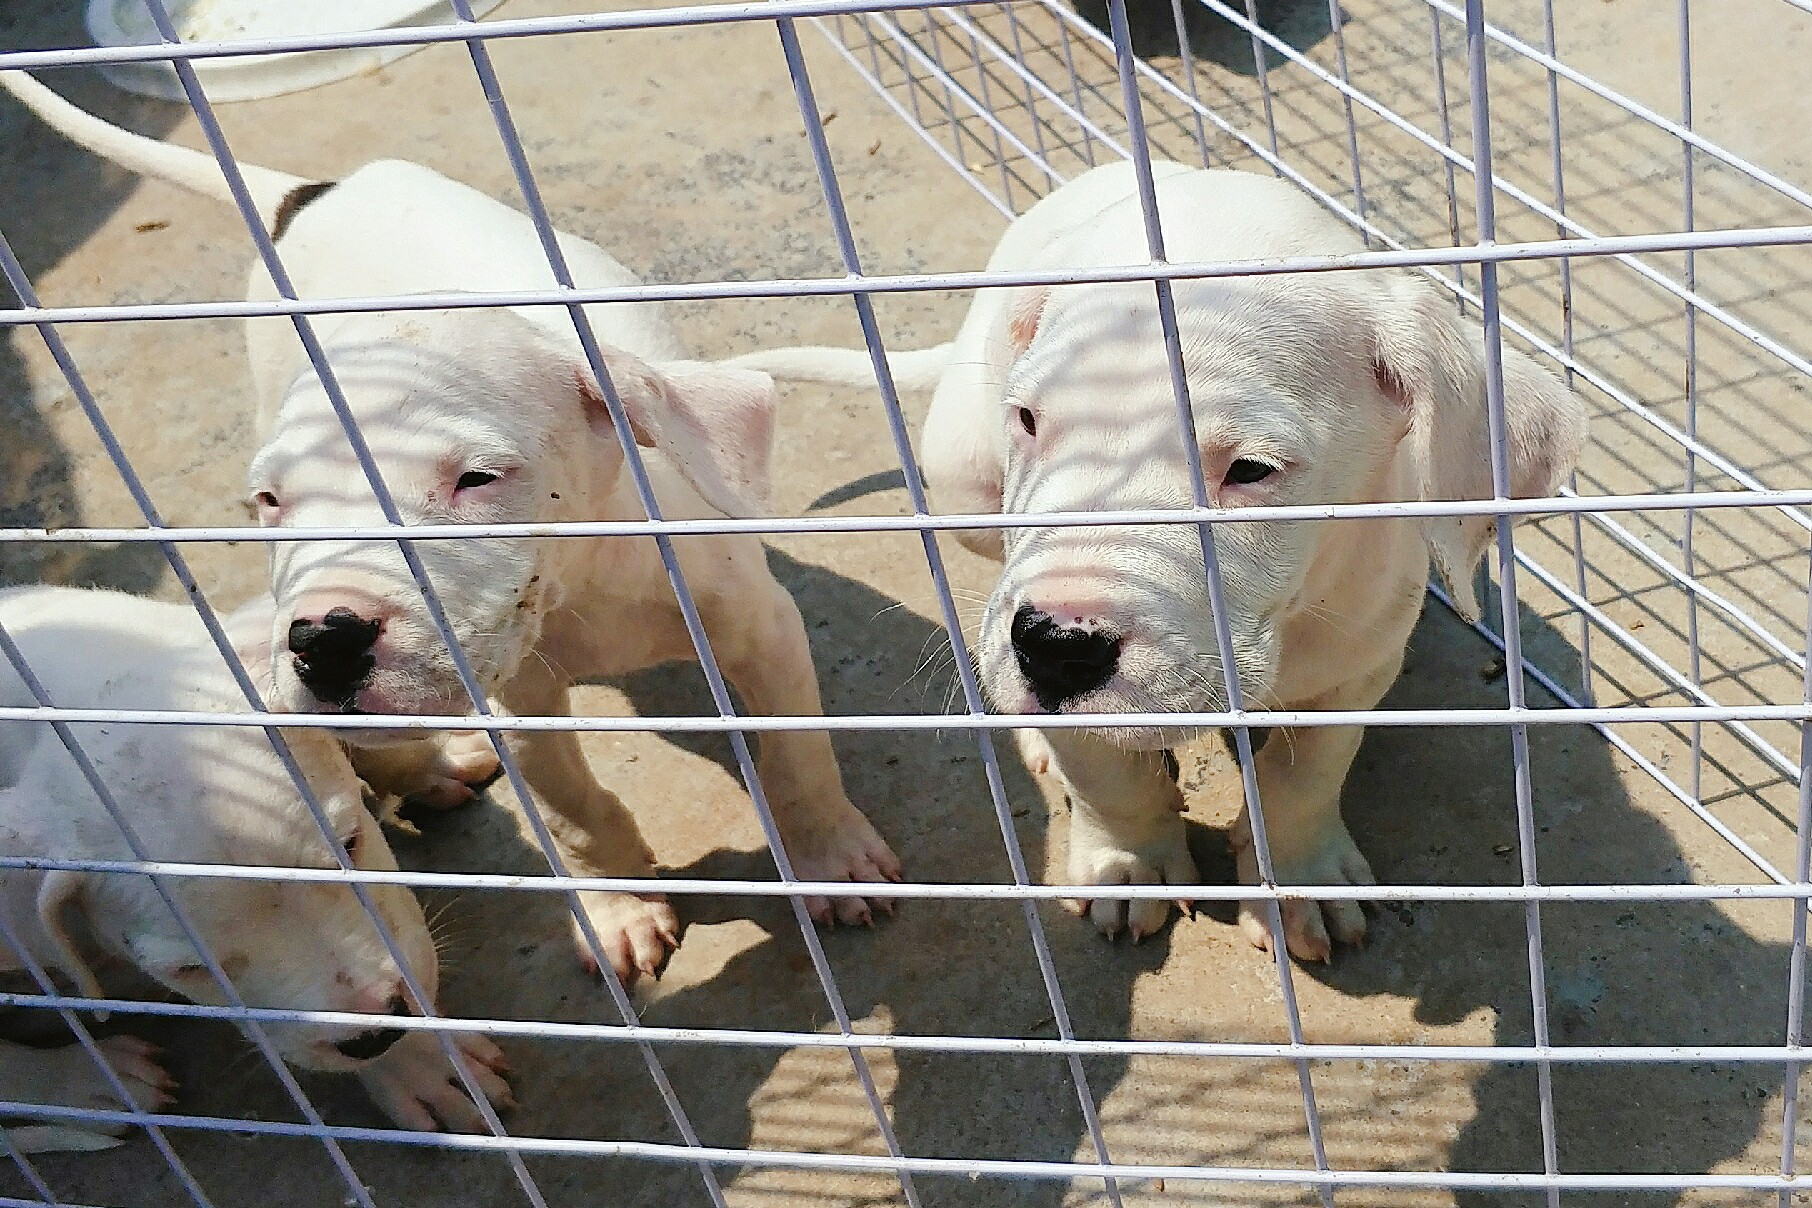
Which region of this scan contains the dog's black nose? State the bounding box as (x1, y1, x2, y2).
(287, 607, 381, 708)
(1011, 604, 1120, 707)
(332, 995, 410, 1062)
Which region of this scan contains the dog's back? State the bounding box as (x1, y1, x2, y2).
(995, 161, 1361, 275)
(0, 587, 213, 784)
(244, 159, 686, 415)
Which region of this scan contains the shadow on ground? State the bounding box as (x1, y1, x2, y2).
(1071, 0, 1335, 77)
(0, 11, 172, 593)
(1296, 583, 1788, 1208)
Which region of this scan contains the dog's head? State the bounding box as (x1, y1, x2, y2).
(30, 707, 438, 1072)
(246, 307, 775, 738)
(970, 268, 1584, 748)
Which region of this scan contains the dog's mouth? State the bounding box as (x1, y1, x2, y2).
(297, 1037, 388, 1073)
(334, 1025, 407, 1062)
(295, 681, 374, 717)
(981, 640, 1228, 751)
(293, 672, 469, 719)
(296, 1007, 416, 1071)
(1000, 689, 1208, 752)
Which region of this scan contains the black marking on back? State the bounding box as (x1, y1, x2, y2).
(271, 180, 337, 241)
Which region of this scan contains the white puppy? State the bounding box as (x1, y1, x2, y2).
(733, 162, 1586, 961)
(0, 73, 900, 983)
(0, 586, 510, 1152)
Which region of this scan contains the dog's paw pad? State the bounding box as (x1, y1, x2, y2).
(440, 734, 503, 788)
(86, 1034, 173, 1111)
(1015, 728, 1056, 776)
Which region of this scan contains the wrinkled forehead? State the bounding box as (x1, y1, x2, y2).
(1010, 280, 1343, 450)
(251, 329, 538, 485)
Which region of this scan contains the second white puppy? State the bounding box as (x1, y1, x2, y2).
(734, 162, 1587, 962)
(0, 72, 901, 983)
(0, 586, 509, 1151)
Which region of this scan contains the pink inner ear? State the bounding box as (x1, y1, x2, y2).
(1373, 356, 1413, 408)
(1007, 288, 1048, 360)
(573, 366, 609, 419)
(574, 366, 657, 447)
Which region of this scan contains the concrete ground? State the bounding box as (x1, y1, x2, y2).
(3, 1, 1811, 1205)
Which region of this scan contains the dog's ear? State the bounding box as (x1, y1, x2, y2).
(922, 284, 1049, 562)
(1372, 276, 1587, 621)
(576, 358, 776, 519)
(1005, 287, 1049, 361)
(37, 870, 106, 1006)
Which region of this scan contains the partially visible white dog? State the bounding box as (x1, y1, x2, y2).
(732, 161, 1587, 962)
(0, 72, 901, 984)
(0, 586, 510, 1152)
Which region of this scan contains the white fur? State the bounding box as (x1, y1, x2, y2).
(1, 72, 900, 982)
(0, 587, 510, 1152)
(758, 163, 1585, 961)
(725, 342, 955, 391)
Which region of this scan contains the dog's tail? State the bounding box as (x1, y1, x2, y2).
(0, 70, 312, 231)
(725, 342, 954, 391)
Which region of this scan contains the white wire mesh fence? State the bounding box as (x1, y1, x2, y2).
(0, 0, 1809, 1205)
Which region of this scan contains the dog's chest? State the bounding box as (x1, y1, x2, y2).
(1272, 516, 1428, 704)
(524, 535, 694, 681)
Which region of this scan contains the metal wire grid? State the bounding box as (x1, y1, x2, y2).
(0, 0, 1808, 1204)
(817, 0, 1812, 830)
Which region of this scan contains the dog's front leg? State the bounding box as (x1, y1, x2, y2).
(1043, 729, 1195, 941)
(703, 560, 902, 926)
(1231, 658, 1399, 963)
(499, 659, 678, 983)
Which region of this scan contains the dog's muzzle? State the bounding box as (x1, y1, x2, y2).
(288, 607, 381, 709)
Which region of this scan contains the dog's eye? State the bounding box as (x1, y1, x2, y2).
(1225, 458, 1277, 486)
(455, 471, 500, 491)
(341, 829, 361, 860)
(1016, 407, 1037, 436)
(172, 963, 209, 981)
(254, 490, 280, 510)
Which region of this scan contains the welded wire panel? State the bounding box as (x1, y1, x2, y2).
(0, 0, 1810, 1206)
(821, 0, 1812, 878)
(810, 2, 1812, 1203)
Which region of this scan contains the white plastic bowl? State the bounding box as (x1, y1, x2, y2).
(86, 0, 508, 102)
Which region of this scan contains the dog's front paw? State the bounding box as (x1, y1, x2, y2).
(572, 890, 680, 985)
(407, 733, 504, 809)
(10, 1035, 176, 1153)
(785, 804, 904, 928)
(358, 1031, 512, 1133)
(353, 733, 504, 811)
(1232, 816, 1374, 962)
(1065, 812, 1197, 942)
